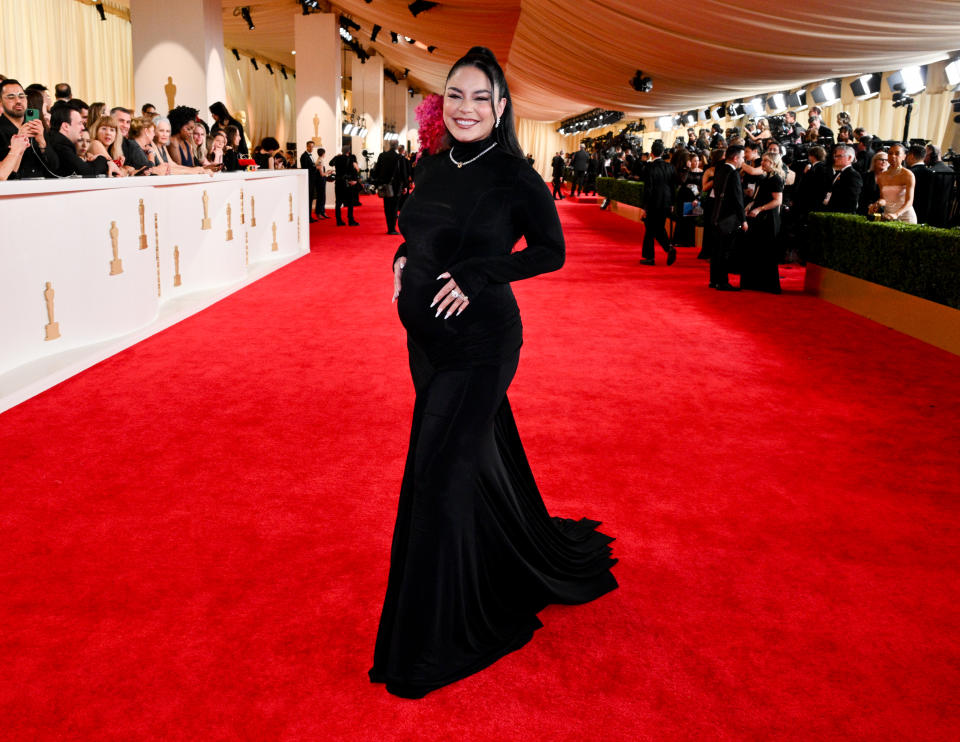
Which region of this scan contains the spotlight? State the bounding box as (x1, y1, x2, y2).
(682, 111, 697, 126)
(231, 48, 241, 61)
(340, 17, 361, 32)
(427, 46, 437, 54)
(887, 65, 926, 95)
(727, 102, 744, 119)
(390, 32, 399, 44)
(851, 73, 880, 100)
(767, 93, 786, 113)
(265, 63, 273, 75)
(630, 70, 652, 93)
(656, 115, 674, 131)
(370, 24, 381, 42)
(95, 2, 106, 21)
(811, 81, 839, 105)
(952, 95, 960, 124)
(280, 66, 288, 80)
(710, 105, 724, 121)
(786, 89, 807, 111)
(744, 97, 764, 117)
(251, 58, 258, 70)
(339, 27, 353, 42)
(408, 1, 438, 17)
(946, 58, 960, 87)
(240, 6, 254, 30)
(385, 69, 398, 84)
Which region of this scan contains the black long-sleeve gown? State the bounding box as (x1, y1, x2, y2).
(368, 136, 618, 699)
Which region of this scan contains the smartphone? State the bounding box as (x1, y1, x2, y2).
(24, 108, 39, 122)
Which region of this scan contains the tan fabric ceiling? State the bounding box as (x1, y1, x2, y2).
(128, 1, 960, 122)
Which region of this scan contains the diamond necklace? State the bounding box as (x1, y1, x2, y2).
(449, 141, 497, 169)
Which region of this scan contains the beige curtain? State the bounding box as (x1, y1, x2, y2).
(223, 50, 296, 152)
(0, 0, 133, 108)
(515, 117, 566, 181)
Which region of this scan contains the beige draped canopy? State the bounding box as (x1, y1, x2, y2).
(306, 0, 960, 122)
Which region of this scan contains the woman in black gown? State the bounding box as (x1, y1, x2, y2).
(369, 47, 618, 699)
(741, 152, 784, 293)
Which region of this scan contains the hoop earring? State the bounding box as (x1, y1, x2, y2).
(495, 115, 501, 129)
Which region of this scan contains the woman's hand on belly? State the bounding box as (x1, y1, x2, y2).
(431, 272, 470, 319)
(392, 257, 407, 303)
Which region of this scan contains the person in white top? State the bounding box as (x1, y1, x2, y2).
(869, 144, 917, 223)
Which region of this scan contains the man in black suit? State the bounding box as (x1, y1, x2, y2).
(820, 144, 862, 214)
(807, 113, 834, 143)
(0, 78, 60, 178)
(300, 140, 319, 221)
(371, 140, 404, 234)
(571, 143, 589, 195)
(550, 151, 565, 200)
(47, 103, 117, 177)
(924, 145, 956, 227)
(709, 145, 747, 290)
(637, 140, 677, 266)
(905, 144, 932, 224)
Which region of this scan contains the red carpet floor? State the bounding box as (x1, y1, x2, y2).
(1, 193, 958, 741)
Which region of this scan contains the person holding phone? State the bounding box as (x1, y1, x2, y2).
(0, 78, 60, 178)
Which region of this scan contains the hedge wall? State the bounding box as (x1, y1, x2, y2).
(807, 213, 960, 309)
(596, 177, 645, 208)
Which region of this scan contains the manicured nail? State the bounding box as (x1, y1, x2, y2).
(430, 300, 437, 308)
(435, 308, 441, 317)
(456, 307, 464, 315)
(444, 310, 452, 319)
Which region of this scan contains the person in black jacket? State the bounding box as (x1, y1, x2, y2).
(570, 143, 589, 195)
(820, 144, 862, 214)
(330, 144, 360, 226)
(300, 140, 319, 221)
(550, 151, 565, 200)
(637, 140, 677, 266)
(47, 104, 117, 177)
(372, 140, 405, 234)
(209, 101, 248, 156)
(924, 145, 956, 227)
(709, 145, 747, 290)
(905, 144, 932, 224)
(0, 78, 60, 178)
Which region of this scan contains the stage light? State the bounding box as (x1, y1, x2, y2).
(265, 63, 273, 75)
(745, 97, 764, 117)
(630, 70, 652, 93)
(767, 93, 786, 113)
(250, 58, 258, 70)
(341, 17, 361, 32)
(95, 2, 106, 21)
(427, 46, 437, 54)
(811, 81, 839, 106)
(339, 27, 353, 42)
(710, 105, 724, 121)
(231, 48, 240, 61)
(786, 89, 807, 111)
(280, 66, 288, 80)
(240, 6, 254, 30)
(946, 58, 960, 87)
(887, 66, 925, 95)
(390, 32, 399, 44)
(409, 1, 438, 17)
(656, 115, 674, 131)
(370, 24, 381, 42)
(682, 111, 697, 125)
(698, 108, 710, 122)
(952, 95, 960, 124)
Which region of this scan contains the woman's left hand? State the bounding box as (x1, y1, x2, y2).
(748, 208, 760, 218)
(431, 272, 469, 319)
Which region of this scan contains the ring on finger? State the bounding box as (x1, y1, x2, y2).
(450, 289, 460, 299)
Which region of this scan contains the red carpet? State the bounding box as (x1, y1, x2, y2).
(1, 194, 958, 740)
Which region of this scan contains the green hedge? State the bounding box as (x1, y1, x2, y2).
(596, 177, 645, 207)
(807, 213, 960, 309)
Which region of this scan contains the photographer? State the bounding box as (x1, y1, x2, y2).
(330, 144, 360, 226)
(371, 140, 405, 235)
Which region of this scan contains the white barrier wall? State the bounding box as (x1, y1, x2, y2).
(0, 170, 309, 412)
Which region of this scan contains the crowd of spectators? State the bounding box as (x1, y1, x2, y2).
(559, 107, 956, 270)
(0, 76, 299, 182)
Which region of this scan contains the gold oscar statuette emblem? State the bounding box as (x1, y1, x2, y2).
(173, 245, 182, 286)
(240, 188, 245, 224)
(288, 193, 294, 222)
(244, 232, 249, 265)
(226, 202, 234, 241)
(154, 213, 161, 297)
(201, 190, 212, 230)
(313, 114, 320, 141)
(297, 214, 301, 242)
(271, 222, 279, 252)
(164, 76, 177, 111)
(138, 199, 148, 249)
(109, 221, 123, 275)
(43, 282, 60, 341)
(250, 195, 257, 227)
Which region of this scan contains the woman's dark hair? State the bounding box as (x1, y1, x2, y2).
(260, 137, 280, 151)
(25, 89, 48, 131)
(443, 46, 523, 159)
(209, 101, 230, 123)
(168, 105, 198, 136)
(194, 118, 209, 136)
(223, 124, 239, 147)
